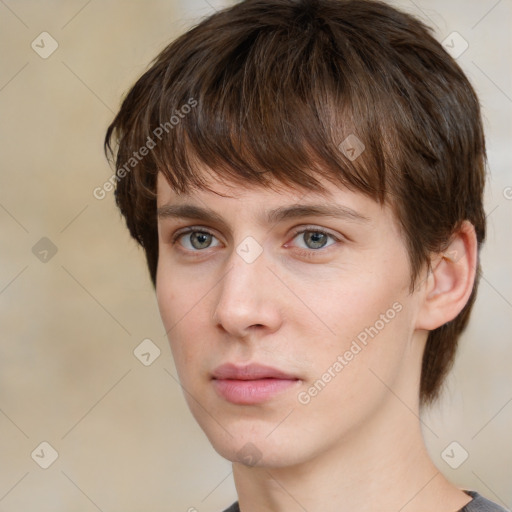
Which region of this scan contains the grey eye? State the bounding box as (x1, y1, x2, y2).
(300, 231, 332, 249)
(189, 232, 214, 249)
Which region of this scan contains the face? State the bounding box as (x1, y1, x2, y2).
(155, 169, 426, 468)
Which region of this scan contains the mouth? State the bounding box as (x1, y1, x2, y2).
(211, 363, 301, 405)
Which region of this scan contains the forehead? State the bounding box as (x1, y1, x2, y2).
(157, 169, 374, 208)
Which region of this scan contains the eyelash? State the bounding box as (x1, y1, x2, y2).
(170, 226, 341, 258)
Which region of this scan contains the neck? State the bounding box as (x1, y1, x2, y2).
(232, 395, 470, 512)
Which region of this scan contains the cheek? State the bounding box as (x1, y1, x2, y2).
(156, 266, 192, 354)
(156, 262, 215, 377)
(295, 260, 413, 387)
(156, 259, 202, 328)
(295, 300, 414, 436)
(300, 269, 407, 345)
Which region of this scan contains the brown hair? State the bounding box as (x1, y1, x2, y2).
(104, 0, 486, 405)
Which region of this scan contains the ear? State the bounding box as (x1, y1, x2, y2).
(415, 221, 478, 331)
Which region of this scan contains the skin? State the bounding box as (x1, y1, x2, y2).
(155, 169, 477, 512)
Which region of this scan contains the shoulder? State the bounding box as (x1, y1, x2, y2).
(219, 494, 510, 512)
(461, 491, 510, 512)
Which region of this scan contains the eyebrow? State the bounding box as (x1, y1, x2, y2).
(156, 203, 370, 227)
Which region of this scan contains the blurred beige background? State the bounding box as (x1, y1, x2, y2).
(0, 0, 511, 510)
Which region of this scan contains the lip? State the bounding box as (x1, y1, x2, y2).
(211, 363, 300, 405)
(212, 363, 297, 380)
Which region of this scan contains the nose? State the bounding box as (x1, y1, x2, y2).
(212, 245, 283, 339)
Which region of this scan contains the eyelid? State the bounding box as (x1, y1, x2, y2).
(286, 225, 342, 244)
(171, 225, 215, 241)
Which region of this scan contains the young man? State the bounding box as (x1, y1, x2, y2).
(105, 0, 508, 510)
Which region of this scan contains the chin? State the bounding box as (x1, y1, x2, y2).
(200, 421, 313, 469)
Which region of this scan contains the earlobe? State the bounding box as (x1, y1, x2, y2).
(416, 221, 478, 331)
